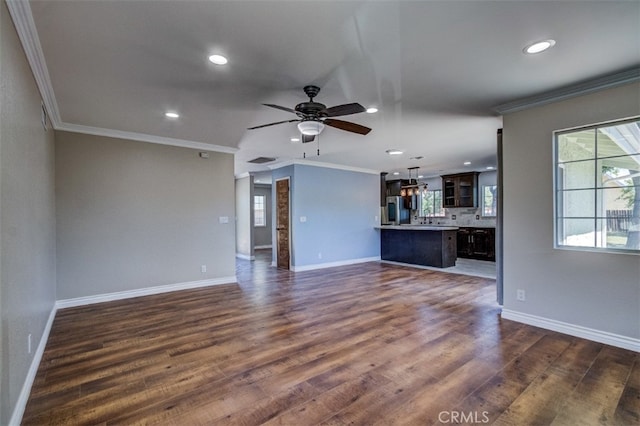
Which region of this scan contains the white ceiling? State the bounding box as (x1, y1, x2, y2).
(20, 0, 640, 179)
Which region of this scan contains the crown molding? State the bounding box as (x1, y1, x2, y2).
(6, 0, 61, 126)
(7, 1, 237, 155)
(57, 122, 238, 154)
(269, 159, 380, 175)
(494, 67, 640, 115)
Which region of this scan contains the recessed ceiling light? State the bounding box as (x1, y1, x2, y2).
(386, 149, 403, 155)
(486, 166, 495, 170)
(208, 54, 228, 65)
(165, 112, 179, 118)
(392, 172, 400, 176)
(523, 39, 556, 54)
(290, 137, 300, 142)
(418, 175, 424, 179)
(463, 161, 471, 166)
(366, 107, 378, 114)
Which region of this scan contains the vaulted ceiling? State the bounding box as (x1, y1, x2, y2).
(13, 1, 640, 179)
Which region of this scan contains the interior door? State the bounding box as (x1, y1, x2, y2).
(276, 178, 290, 269)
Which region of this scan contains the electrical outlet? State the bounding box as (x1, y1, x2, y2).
(201, 265, 207, 273)
(516, 289, 526, 301)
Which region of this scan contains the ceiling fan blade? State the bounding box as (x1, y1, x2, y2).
(324, 119, 371, 135)
(323, 103, 366, 117)
(247, 119, 299, 130)
(263, 103, 296, 114)
(302, 134, 315, 143)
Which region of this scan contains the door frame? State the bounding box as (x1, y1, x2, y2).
(496, 128, 504, 305)
(275, 177, 291, 270)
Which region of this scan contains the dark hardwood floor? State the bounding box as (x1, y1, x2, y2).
(23, 249, 639, 425)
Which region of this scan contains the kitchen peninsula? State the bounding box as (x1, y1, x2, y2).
(377, 225, 458, 268)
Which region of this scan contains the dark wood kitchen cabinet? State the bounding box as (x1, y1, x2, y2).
(442, 172, 479, 208)
(457, 227, 495, 261)
(386, 179, 410, 196)
(457, 228, 472, 257)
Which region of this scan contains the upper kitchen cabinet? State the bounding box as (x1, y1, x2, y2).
(441, 172, 479, 208)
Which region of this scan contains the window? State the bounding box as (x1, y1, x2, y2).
(254, 195, 266, 227)
(555, 117, 639, 253)
(421, 189, 445, 217)
(482, 185, 497, 217)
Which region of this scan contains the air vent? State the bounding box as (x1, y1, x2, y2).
(248, 157, 276, 164)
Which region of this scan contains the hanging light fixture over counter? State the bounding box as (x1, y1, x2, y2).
(400, 167, 428, 196)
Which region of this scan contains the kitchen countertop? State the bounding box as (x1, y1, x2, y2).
(376, 225, 459, 231)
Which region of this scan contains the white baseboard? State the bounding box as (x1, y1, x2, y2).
(254, 245, 272, 249)
(56, 276, 237, 309)
(9, 304, 57, 426)
(291, 256, 381, 272)
(235, 253, 255, 260)
(501, 308, 640, 353)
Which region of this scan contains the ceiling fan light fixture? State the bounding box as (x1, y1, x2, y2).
(297, 120, 325, 135)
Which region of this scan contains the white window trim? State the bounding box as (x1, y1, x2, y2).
(481, 184, 498, 218)
(420, 189, 446, 218)
(254, 195, 266, 227)
(553, 116, 640, 255)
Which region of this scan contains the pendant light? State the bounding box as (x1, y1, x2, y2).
(401, 167, 420, 196)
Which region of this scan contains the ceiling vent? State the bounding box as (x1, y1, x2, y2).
(248, 157, 276, 164)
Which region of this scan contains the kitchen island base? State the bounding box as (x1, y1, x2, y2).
(379, 226, 457, 268)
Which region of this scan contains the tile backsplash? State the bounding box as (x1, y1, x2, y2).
(412, 207, 496, 228)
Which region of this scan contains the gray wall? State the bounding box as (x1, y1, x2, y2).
(56, 131, 236, 299)
(253, 184, 272, 248)
(502, 82, 640, 340)
(1, 2, 57, 423)
(235, 175, 253, 258)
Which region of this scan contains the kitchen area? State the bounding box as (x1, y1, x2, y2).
(378, 169, 497, 278)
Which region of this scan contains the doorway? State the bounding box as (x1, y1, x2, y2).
(275, 177, 290, 269)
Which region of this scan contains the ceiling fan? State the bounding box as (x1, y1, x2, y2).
(247, 85, 372, 142)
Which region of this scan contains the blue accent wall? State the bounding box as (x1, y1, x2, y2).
(272, 164, 380, 268)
